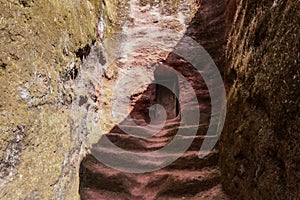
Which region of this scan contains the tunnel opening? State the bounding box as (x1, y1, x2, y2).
(154, 64, 180, 120)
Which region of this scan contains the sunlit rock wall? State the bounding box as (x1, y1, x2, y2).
(220, 0, 300, 199)
(0, 0, 122, 199)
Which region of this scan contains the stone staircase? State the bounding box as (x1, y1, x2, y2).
(79, 116, 228, 200)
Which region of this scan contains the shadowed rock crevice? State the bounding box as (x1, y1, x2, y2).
(0, 125, 26, 180)
(154, 64, 180, 120)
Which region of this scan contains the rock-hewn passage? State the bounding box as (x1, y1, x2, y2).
(79, 0, 228, 199)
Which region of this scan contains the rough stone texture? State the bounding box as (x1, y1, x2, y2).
(3, 0, 298, 199)
(220, 0, 300, 199)
(186, 0, 227, 74)
(165, 0, 227, 120)
(0, 0, 117, 199)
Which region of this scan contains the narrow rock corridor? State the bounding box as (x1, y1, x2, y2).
(79, 0, 227, 199)
(1, 0, 298, 199)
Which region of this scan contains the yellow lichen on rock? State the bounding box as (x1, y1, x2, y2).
(0, 0, 109, 199)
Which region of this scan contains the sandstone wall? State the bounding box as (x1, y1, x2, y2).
(220, 0, 300, 199)
(0, 0, 120, 199)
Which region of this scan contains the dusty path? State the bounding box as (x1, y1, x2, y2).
(79, 0, 228, 199)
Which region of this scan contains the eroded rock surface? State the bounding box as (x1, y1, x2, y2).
(220, 0, 300, 199)
(2, 0, 297, 199)
(0, 0, 119, 199)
